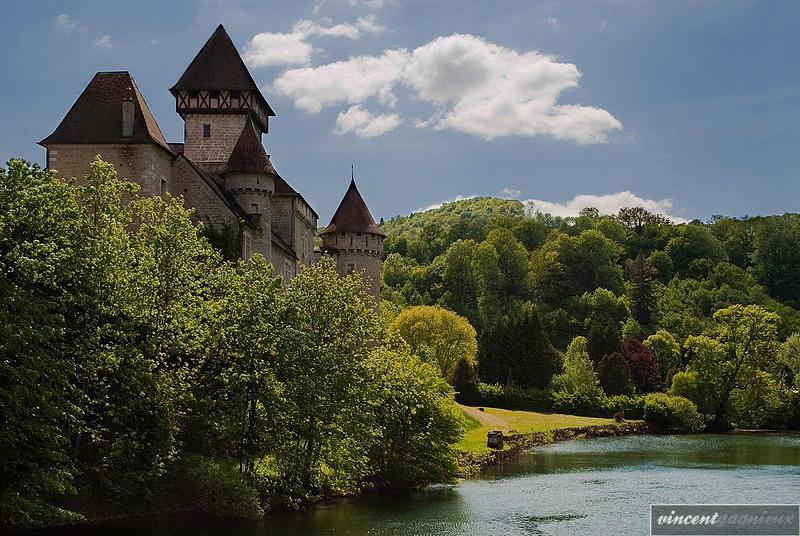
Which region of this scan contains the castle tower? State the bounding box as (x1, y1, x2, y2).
(39, 71, 173, 197)
(170, 25, 275, 173)
(223, 117, 277, 260)
(320, 177, 384, 303)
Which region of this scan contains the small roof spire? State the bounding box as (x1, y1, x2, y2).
(224, 118, 277, 175)
(321, 173, 384, 236)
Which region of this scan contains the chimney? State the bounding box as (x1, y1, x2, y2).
(122, 98, 135, 137)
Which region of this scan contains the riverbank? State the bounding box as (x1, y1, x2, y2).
(457, 404, 647, 474)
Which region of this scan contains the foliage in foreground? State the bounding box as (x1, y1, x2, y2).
(0, 159, 462, 528)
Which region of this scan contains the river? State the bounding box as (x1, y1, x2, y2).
(39, 433, 800, 535)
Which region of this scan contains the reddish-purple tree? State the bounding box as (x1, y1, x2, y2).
(622, 337, 661, 393)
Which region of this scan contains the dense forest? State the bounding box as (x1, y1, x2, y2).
(380, 197, 800, 432)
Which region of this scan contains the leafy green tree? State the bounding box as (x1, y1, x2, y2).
(647, 250, 674, 283)
(200, 256, 285, 474)
(581, 288, 628, 362)
(778, 333, 800, 375)
(438, 240, 480, 326)
(485, 228, 529, 298)
(644, 330, 682, 382)
(752, 215, 800, 306)
(274, 258, 379, 493)
(728, 370, 790, 429)
(550, 336, 603, 398)
(388, 305, 478, 382)
(597, 352, 635, 396)
(363, 346, 463, 487)
(478, 302, 562, 388)
(0, 160, 86, 527)
(626, 254, 657, 326)
(665, 224, 726, 276)
(452, 357, 481, 405)
(684, 305, 781, 430)
(534, 230, 624, 297)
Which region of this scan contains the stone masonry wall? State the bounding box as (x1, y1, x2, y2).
(47, 143, 171, 197)
(183, 113, 248, 165)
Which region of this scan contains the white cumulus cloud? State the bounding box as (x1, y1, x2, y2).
(271, 49, 409, 112)
(244, 16, 386, 68)
(334, 105, 401, 138)
(523, 191, 687, 222)
(271, 33, 621, 143)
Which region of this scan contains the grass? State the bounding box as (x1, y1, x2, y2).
(458, 405, 616, 453)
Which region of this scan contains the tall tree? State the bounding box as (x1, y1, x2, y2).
(478, 302, 562, 388)
(626, 254, 657, 326)
(388, 305, 478, 383)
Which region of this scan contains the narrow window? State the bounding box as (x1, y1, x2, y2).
(160, 179, 167, 195)
(250, 203, 259, 214)
(203, 124, 211, 138)
(347, 263, 356, 273)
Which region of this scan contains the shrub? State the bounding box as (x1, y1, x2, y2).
(477, 383, 552, 412)
(598, 352, 635, 396)
(551, 391, 607, 417)
(605, 395, 645, 421)
(453, 358, 481, 405)
(643, 393, 701, 432)
(182, 456, 264, 520)
(551, 336, 603, 399)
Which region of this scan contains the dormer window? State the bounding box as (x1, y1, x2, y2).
(203, 124, 211, 138)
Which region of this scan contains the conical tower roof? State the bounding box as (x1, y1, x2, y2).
(170, 24, 274, 117)
(39, 71, 170, 152)
(225, 118, 277, 175)
(322, 178, 384, 236)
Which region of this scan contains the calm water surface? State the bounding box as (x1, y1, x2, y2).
(42, 433, 800, 535)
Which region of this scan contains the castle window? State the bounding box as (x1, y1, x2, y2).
(250, 203, 259, 214)
(347, 263, 356, 273)
(203, 124, 211, 138)
(160, 179, 168, 195)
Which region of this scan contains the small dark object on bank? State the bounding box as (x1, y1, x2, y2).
(479, 407, 485, 412)
(487, 430, 504, 449)
(614, 410, 625, 423)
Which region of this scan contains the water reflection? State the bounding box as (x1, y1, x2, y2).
(35, 433, 800, 536)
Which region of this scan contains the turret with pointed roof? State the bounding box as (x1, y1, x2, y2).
(320, 175, 384, 303)
(322, 178, 385, 236)
(223, 118, 276, 231)
(171, 24, 273, 132)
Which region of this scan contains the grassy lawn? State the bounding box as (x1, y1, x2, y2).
(458, 405, 616, 453)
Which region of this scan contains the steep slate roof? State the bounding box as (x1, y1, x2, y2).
(224, 119, 277, 175)
(39, 71, 171, 152)
(321, 179, 384, 236)
(170, 24, 275, 117)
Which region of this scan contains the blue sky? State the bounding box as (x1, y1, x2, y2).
(2, 0, 799, 223)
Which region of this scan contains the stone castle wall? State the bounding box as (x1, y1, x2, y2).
(47, 143, 171, 197)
